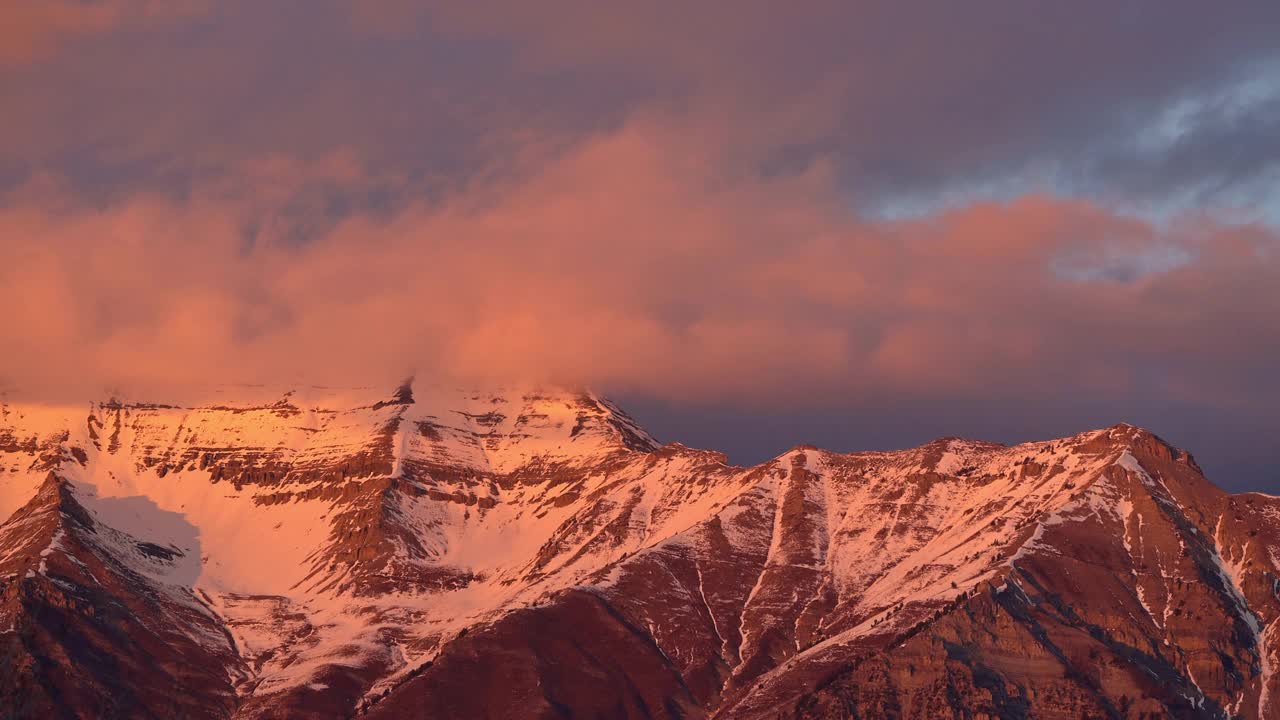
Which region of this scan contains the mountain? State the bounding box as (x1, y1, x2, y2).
(1, 383, 1278, 719)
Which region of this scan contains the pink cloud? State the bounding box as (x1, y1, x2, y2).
(1, 122, 1275, 412)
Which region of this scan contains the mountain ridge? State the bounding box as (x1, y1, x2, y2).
(2, 383, 1278, 718)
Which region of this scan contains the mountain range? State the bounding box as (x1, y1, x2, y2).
(1, 382, 1278, 719)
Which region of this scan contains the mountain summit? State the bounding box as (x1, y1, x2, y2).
(1, 384, 1277, 718)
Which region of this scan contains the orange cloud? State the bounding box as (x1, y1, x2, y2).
(1, 122, 1276, 412)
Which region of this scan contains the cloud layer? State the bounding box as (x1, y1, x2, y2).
(1, 2, 1278, 488)
(5, 123, 1276, 405)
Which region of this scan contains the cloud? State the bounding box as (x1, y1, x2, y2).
(0, 0, 206, 65)
(2, 121, 1276, 417)
(4, 1, 1280, 217)
(421, 1, 1280, 212)
(1, 2, 1279, 487)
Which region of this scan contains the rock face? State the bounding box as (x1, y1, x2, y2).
(0, 475, 240, 719)
(1, 384, 1278, 719)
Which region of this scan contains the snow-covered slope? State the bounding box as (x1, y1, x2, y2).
(2, 385, 1278, 719)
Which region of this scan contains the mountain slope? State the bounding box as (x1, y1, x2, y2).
(1, 385, 1277, 719)
(0, 474, 240, 719)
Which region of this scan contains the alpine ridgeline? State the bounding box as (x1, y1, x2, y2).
(2, 382, 1278, 719)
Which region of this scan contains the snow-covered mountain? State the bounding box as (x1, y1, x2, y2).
(2, 382, 1278, 718)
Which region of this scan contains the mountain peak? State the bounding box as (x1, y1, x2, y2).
(1, 392, 1275, 719)
(371, 378, 416, 410)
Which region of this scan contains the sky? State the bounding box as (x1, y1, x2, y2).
(1, 1, 1278, 491)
